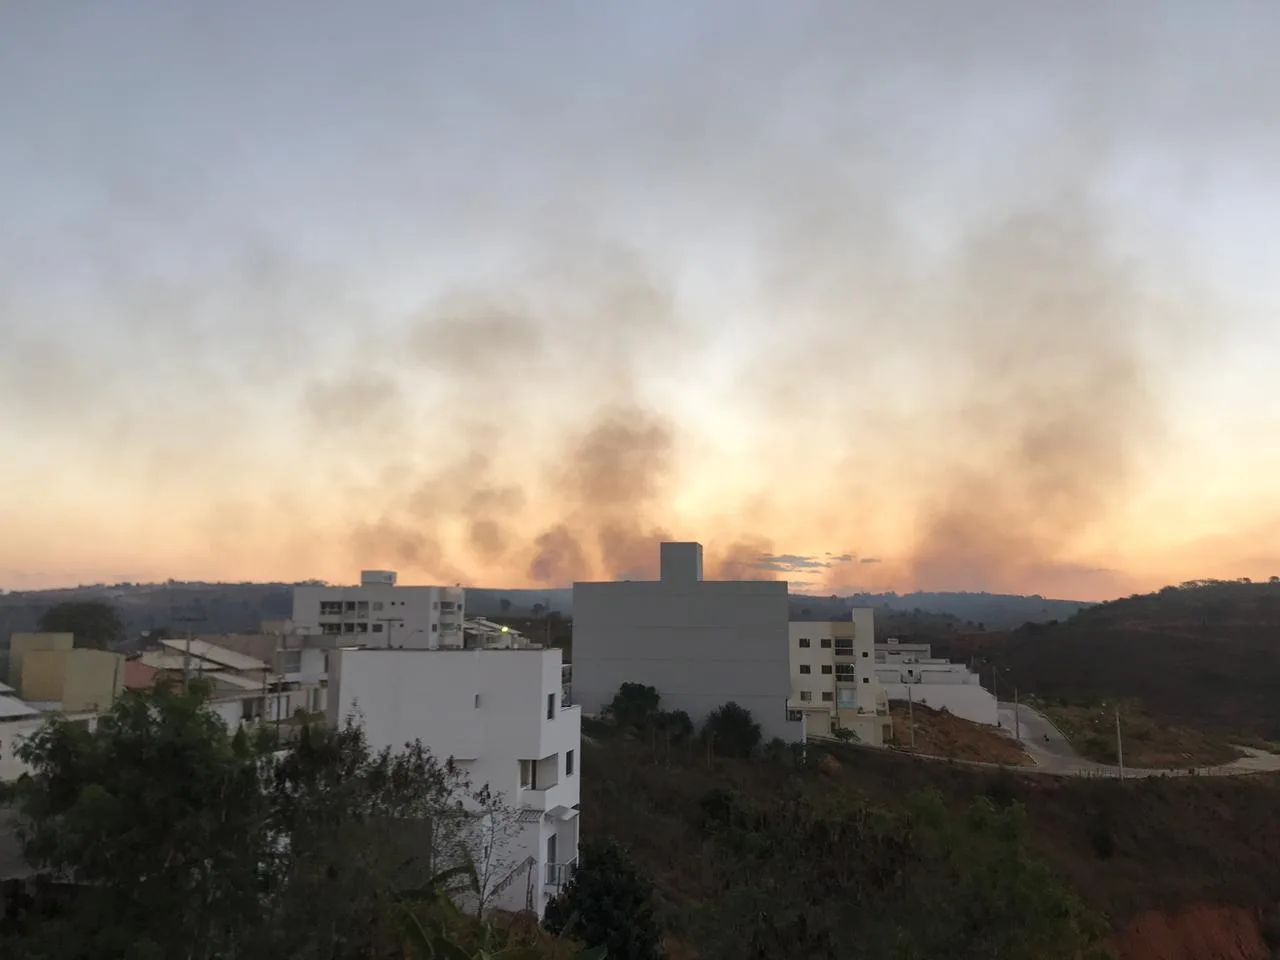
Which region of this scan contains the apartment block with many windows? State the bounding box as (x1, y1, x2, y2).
(292, 570, 464, 649)
(788, 608, 891, 745)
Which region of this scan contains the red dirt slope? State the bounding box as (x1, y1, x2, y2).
(1116, 905, 1272, 960)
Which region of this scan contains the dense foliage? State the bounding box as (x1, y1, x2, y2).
(544, 840, 662, 960)
(35, 601, 126, 650)
(691, 785, 1110, 958)
(1, 683, 599, 960)
(702, 702, 762, 758)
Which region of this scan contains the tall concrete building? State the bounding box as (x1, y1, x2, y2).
(292, 570, 464, 648)
(572, 542, 801, 742)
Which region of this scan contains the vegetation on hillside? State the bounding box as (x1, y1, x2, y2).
(584, 697, 1110, 959)
(1029, 698, 1243, 769)
(930, 579, 1280, 740)
(585, 712, 1280, 958)
(0, 683, 601, 960)
(35, 600, 126, 650)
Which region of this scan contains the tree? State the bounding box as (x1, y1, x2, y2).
(703, 702, 761, 758)
(8, 682, 268, 958)
(654, 709, 693, 743)
(4, 683, 537, 960)
(465, 785, 532, 918)
(608, 683, 661, 732)
(36, 600, 126, 650)
(499, 597, 513, 613)
(544, 840, 662, 960)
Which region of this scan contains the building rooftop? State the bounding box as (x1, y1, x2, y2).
(158, 638, 269, 673)
(0, 694, 40, 720)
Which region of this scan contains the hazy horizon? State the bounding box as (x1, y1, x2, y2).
(4, 2, 1280, 602)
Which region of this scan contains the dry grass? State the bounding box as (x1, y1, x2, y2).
(886, 702, 1033, 766)
(1033, 700, 1243, 769)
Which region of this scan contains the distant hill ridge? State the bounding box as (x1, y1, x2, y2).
(0, 580, 1093, 639)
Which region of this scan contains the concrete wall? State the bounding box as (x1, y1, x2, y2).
(573, 579, 800, 742)
(883, 683, 998, 726)
(8, 633, 73, 689)
(19, 648, 123, 710)
(58, 650, 125, 712)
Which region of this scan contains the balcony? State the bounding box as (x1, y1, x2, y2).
(544, 859, 576, 890)
(833, 644, 855, 659)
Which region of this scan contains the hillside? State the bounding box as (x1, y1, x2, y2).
(584, 722, 1280, 959)
(930, 580, 1280, 740)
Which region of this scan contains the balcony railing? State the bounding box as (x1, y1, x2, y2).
(544, 859, 577, 888)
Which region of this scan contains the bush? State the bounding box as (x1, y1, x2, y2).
(703, 702, 762, 758)
(609, 683, 661, 732)
(544, 840, 662, 960)
(654, 709, 693, 743)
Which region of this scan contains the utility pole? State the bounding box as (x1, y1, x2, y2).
(1115, 703, 1125, 781)
(907, 682, 916, 749)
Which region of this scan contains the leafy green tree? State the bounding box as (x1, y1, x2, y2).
(8, 682, 268, 959)
(36, 600, 126, 650)
(608, 683, 661, 732)
(544, 840, 662, 960)
(4, 684, 546, 960)
(703, 702, 761, 758)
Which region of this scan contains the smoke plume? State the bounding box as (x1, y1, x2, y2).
(3, 2, 1272, 596)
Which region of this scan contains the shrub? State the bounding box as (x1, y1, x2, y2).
(703, 702, 762, 758)
(544, 840, 662, 960)
(609, 683, 661, 732)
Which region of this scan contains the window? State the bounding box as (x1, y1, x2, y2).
(431, 623, 438, 632)
(520, 760, 533, 788)
(345, 601, 356, 612)
(862, 677, 870, 684)
(343, 623, 355, 634)
(432, 601, 440, 610)
(820, 638, 832, 649)
(319, 601, 342, 616)
(820, 665, 832, 675)
(798, 664, 811, 674)
(372, 623, 384, 633)
(861, 651, 869, 658)
(798, 638, 810, 648)
(356, 601, 369, 614)
(787, 709, 803, 722)
(474, 693, 481, 708)
(373, 601, 383, 611)
(566, 749, 575, 776)
(321, 623, 341, 636)
(799, 691, 812, 702)
(356, 622, 368, 633)
(821, 692, 833, 702)
(546, 693, 555, 719)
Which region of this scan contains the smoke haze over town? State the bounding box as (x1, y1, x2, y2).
(4, 1, 1280, 600)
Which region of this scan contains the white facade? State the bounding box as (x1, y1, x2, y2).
(328, 646, 580, 918)
(788, 609, 891, 745)
(293, 571, 465, 649)
(573, 542, 801, 743)
(875, 639, 998, 726)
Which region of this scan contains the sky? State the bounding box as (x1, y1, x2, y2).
(2, 1, 1280, 600)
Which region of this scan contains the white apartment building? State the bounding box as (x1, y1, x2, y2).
(328, 644, 580, 919)
(874, 639, 998, 726)
(788, 609, 892, 745)
(292, 570, 465, 649)
(573, 542, 801, 743)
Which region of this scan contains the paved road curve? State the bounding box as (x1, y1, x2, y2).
(996, 701, 1280, 778)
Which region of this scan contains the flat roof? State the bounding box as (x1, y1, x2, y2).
(159, 639, 268, 672)
(0, 695, 40, 720)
